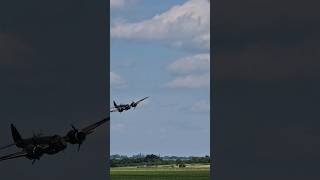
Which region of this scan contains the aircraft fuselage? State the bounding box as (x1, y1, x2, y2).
(18, 135, 67, 159)
(116, 104, 131, 112)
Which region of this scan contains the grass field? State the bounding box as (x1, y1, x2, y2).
(110, 164, 210, 180)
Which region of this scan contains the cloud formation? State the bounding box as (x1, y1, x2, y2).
(189, 100, 210, 113)
(165, 72, 209, 89)
(110, 71, 126, 88)
(166, 53, 210, 89)
(110, 0, 138, 9)
(169, 53, 210, 74)
(111, 0, 210, 51)
(110, 0, 125, 8)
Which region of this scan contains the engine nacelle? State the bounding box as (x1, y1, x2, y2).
(66, 130, 86, 145)
(25, 144, 45, 160)
(46, 135, 67, 154)
(130, 102, 137, 107)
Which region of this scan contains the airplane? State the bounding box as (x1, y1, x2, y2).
(110, 97, 149, 113)
(0, 117, 109, 164)
(0, 124, 67, 164)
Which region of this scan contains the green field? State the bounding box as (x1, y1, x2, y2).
(110, 164, 210, 180)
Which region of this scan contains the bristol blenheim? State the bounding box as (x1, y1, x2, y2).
(110, 97, 149, 113)
(0, 117, 109, 164)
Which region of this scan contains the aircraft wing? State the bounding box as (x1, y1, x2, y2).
(0, 143, 16, 150)
(110, 107, 118, 112)
(0, 151, 27, 162)
(81, 117, 110, 134)
(135, 97, 149, 105)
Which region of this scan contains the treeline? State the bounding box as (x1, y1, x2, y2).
(110, 154, 210, 167)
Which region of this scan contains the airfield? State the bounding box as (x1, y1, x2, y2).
(110, 97, 210, 179)
(110, 163, 210, 180)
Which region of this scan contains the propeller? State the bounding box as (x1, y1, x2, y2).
(130, 101, 136, 108)
(77, 143, 82, 152)
(70, 124, 86, 152)
(28, 138, 44, 165)
(131, 101, 137, 109)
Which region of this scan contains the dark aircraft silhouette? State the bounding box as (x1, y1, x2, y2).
(0, 124, 67, 164)
(110, 97, 148, 113)
(0, 117, 109, 164)
(64, 117, 109, 151)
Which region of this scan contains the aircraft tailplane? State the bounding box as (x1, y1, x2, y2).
(113, 101, 118, 108)
(11, 124, 23, 148)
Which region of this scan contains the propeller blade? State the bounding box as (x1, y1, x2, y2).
(77, 144, 81, 152)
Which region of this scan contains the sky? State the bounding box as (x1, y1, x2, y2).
(0, 0, 108, 179)
(110, 0, 210, 156)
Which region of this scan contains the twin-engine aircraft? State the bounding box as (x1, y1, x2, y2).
(0, 117, 109, 164)
(110, 97, 148, 113)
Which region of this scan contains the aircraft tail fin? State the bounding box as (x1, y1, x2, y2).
(113, 101, 118, 108)
(11, 124, 23, 148)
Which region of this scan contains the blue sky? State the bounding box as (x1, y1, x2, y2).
(110, 0, 210, 156)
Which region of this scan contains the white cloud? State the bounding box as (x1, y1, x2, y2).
(190, 100, 210, 113)
(110, 0, 138, 9)
(169, 53, 210, 74)
(111, 0, 210, 51)
(165, 72, 209, 89)
(166, 53, 210, 89)
(110, 0, 125, 8)
(110, 71, 127, 88)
